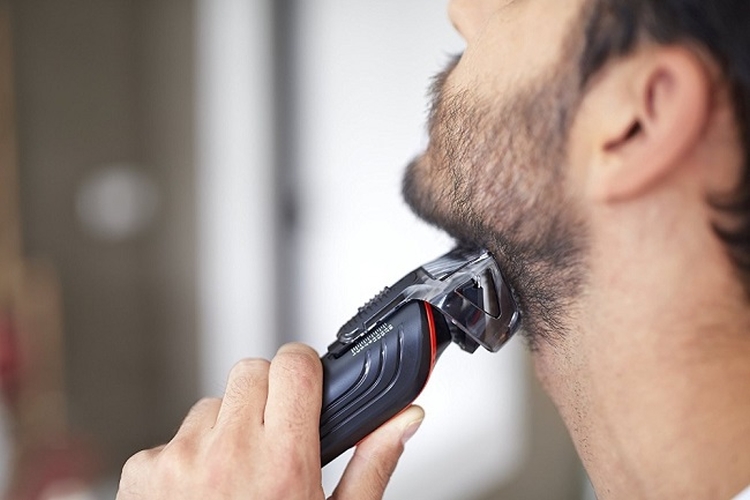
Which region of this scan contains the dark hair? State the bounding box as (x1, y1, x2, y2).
(580, 0, 750, 290)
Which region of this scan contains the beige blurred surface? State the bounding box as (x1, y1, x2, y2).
(10, 0, 199, 473)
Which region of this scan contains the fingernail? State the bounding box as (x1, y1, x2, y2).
(401, 417, 424, 445)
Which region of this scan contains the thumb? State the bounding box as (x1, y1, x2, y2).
(329, 405, 425, 500)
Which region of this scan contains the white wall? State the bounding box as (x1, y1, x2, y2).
(195, 0, 277, 395)
(293, 2, 529, 498)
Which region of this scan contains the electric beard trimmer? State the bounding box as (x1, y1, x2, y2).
(319, 247, 521, 466)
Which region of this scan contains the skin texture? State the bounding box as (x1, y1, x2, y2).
(118, 0, 750, 498)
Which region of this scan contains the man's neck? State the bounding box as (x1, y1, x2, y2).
(535, 205, 750, 499)
(579, 314, 750, 499)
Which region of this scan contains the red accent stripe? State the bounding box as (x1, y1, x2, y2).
(424, 303, 438, 376)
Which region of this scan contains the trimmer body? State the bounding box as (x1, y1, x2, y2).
(319, 247, 521, 466)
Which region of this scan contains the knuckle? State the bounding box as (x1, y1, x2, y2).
(274, 344, 322, 379)
(163, 434, 194, 458)
(118, 449, 156, 495)
(230, 357, 271, 378)
(120, 449, 149, 478)
(184, 397, 221, 423)
(225, 358, 271, 396)
(192, 396, 222, 411)
(278, 342, 319, 360)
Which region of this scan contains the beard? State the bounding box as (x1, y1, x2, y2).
(403, 56, 588, 349)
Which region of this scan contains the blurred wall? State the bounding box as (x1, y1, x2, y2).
(12, 0, 199, 471)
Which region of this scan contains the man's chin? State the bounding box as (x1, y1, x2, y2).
(401, 155, 434, 223)
(402, 155, 478, 246)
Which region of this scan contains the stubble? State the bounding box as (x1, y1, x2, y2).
(402, 55, 588, 349)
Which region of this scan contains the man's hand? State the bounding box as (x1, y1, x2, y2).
(116, 343, 424, 500)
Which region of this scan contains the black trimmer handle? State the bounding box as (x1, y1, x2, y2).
(319, 301, 451, 466)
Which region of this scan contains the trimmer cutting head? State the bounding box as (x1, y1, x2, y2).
(333, 246, 521, 354)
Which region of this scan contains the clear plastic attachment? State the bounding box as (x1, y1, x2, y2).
(336, 247, 521, 354)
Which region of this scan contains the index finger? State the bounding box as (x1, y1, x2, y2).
(263, 343, 323, 440)
(215, 358, 271, 432)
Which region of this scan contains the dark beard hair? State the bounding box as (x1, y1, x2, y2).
(402, 55, 588, 350)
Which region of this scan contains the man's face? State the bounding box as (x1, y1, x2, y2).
(403, 0, 590, 348)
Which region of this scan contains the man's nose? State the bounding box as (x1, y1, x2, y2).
(448, 0, 493, 44)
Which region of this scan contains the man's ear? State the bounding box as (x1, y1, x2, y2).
(584, 46, 712, 203)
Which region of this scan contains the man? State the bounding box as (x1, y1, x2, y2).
(117, 0, 750, 498)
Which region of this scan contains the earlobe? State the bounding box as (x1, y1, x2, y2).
(591, 46, 711, 203)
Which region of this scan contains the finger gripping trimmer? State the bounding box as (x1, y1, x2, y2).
(319, 247, 521, 466)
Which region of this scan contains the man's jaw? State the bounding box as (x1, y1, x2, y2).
(402, 158, 537, 347)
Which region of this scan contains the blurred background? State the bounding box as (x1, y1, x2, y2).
(0, 0, 590, 498)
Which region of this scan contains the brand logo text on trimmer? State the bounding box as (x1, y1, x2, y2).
(351, 323, 394, 356)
